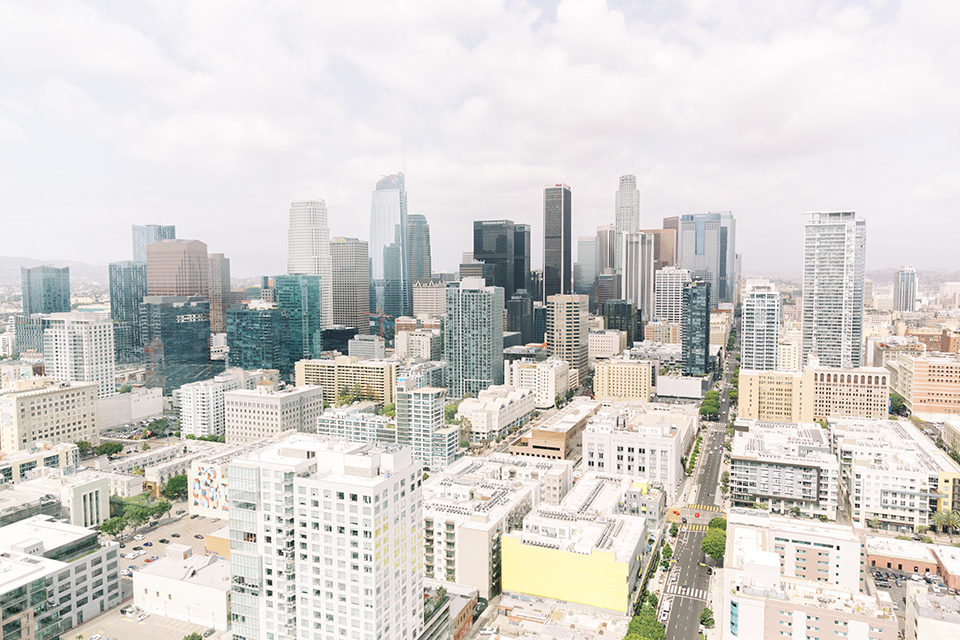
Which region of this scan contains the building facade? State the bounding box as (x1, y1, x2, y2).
(146, 238, 209, 297)
(681, 280, 710, 376)
(331, 237, 371, 333)
(543, 184, 572, 299)
(21, 266, 70, 317)
(287, 199, 333, 327)
(546, 294, 588, 375)
(444, 279, 504, 398)
(132, 223, 175, 263)
(42, 313, 116, 398)
(740, 280, 781, 371)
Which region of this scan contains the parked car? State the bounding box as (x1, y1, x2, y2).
(143, 541, 153, 547)
(171, 533, 181, 538)
(190, 515, 199, 520)
(194, 534, 204, 539)
(134, 534, 145, 540)
(479, 628, 496, 636)
(159, 538, 170, 544)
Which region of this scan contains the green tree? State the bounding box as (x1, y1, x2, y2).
(75, 441, 92, 455)
(99, 516, 127, 538)
(790, 506, 801, 517)
(119, 384, 133, 394)
(661, 542, 673, 561)
(148, 418, 168, 431)
(700, 607, 715, 629)
(890, 392, 909, 417)
(152, 500, 172, 520)
(164, 474, 188, 499)
(868, 517, 881, 530)
(94, 441, 124, 456)
(670, 523, 679, 537)
(125, 504, 152, 530)
(183, 634, 203, 640)
(141, 442, 151, 451)
(701, 528, 726, 561)
(555, 395, 563, 409)
(382, 403, 396, 417)
(708, 517, 727, 531)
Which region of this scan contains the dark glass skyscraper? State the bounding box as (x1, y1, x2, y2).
(274, 274, 324, 364)
(543, 184, 572, 299)
(406, 214, 432, 284)
(681, 280, 711, 376)
(506, 289, 534, 345)
(109, 260, 147, 359)
(474, 220, 517, 299)
(226, 306, 291, 378)
(21, 266, 70, 316)
(599, 300, 637, 345)
(140, 296, 223, 394)
(514, 224, 531, 295)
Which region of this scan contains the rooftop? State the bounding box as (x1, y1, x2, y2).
(0, 515, 98, 554)
(0, 549, 65, 591)
(535, 400, 600, 434)
(136, 551, 230, 591)
(495, 595, 630, 640)
(866, 536, 936, 564)
(933, 545, 960, 577)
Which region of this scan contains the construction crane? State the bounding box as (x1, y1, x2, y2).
(366, 311, 395, 339)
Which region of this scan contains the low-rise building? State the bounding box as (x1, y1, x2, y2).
(15, 469, 110, 528)
(0, 441, 79, 484)
(729, 420, 840, 519)
(503, 358, 572, 409)
(933, 545, 960, 591)
(225, 384, 324, 443)
(316, 407, 398, 445)
(582, 402, 697, 502)
(588, 329, 627, 365)
(0, 378, 99, 452)
(643, 322, 680, 344)
(509, 400, 600, 460)
(626, 341, 683, 367)
(593, 357, 654, 402)
(396, 329, 443, 360)
(295, 356, 398, 405)
(887, 351, 960, 419)
(453, 453, 574, 505)
(176, 368, 279, 437)
(348, 333, 386, 359)
(905, 586, 960, 640)
(133, 544, 231, 631)
(493, 595, 630, 640)
(502, 472, 651, 615)
(455, 386, 535, 442)
(0, 549, 64, 640)
(866, 537, 938, 574)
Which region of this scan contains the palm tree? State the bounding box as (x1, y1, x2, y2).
(949, 511, 960, 539)
(932, 510, 952, 537)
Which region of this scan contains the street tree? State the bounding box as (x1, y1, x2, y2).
(99, 517, 127, 538)
(164, 474, 188, 499)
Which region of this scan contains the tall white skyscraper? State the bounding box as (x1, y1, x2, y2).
(893, 266, 917, 312)
(370, 174, 409, 316)
(42, 312, 116, 398)
(801, 211, 866, 368)
(620, 232, 655, 322)
(676, 211, 737, 308)
(396, 386, 460, 470)
(228, 435, 424, 640)
(444, 278, 504, 398)
(654, 266, 692, 323)
(614, 175, 640, 273)
(287, 200, 333, 327)
(740, 280, 781, 371)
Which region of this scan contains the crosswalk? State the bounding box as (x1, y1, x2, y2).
(665, 585, 709, 600)
(686, 503, 722, 513)
(682, 524, 707, 532)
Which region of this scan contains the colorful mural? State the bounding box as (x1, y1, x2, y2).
(192, 464, 229, 511)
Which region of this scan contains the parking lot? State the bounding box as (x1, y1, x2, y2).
(66, 601, 225, 640)
(868, 568, 944, 634)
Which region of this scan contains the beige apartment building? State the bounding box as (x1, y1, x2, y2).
(887, 351, 960, 418)
(594, 357, 654, 402)
(294, 356, 398, 405)
(0, 378, 99, 452)
(739, 366, 889, 422)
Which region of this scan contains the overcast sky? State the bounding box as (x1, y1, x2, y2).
(2, 0, 958, 278)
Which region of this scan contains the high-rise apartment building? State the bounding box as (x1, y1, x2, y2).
(596, 224, 617, 275)
(330, 237, 370, 333)
(514, 224, 532, 295)
(575, 236, 598, 302)
(42, 313, 116, 398)
(370, 173, 410, 317)
(474, 220, 520, 299)
(225, 306, 291, 378)
(227, 436, 424, 640)
(274, 274, 324, 367)
(546, 294, 588, 375)
(397, 386, 460, 470)
(640, 228, 676, 272)
(208, 253, 231, 333)
(109, 260, 147, 357)
(406, 214, 432, 284)
(801, 211, 866, 368)
(681, 280, 710, 376)
(543, 184, 572, 298)
(444, 278, 504, 398)
(620, 232, 655, 322)
(132, 224, 175, 263)
(614, 174, 640, 273)
(894, 266, 917, 312)
(287, 200, 333, 328)
(412, 281, 446, 318)
(654, 266, 691, 323)
(741, 280, 781, 371)
(20, 266, 70, 316)
(146, 239, 209, 297)
(295, 356, 398, 406)
(676, 212, 736, 308)
(140, 296, 223, 394)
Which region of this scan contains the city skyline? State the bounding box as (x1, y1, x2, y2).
(1, 3, 958, 277)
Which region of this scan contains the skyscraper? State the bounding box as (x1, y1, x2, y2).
(208, 253, 231, 333)
(396, 386, 459, 470)
(598, 300, 637, 346)
(146, 239, 209, 297)
(474, 220, 517, 299)
(514, 224, 532, 295)
(225, 306, 291, 377)
(287, 200, 333, 327)
(681, 280, 710, 376)
(506, 289, 534, 344)
(227, 436, 424, 640)
(740, 280, 781, 371)
(546, 294, 589, 374)
(132, 224, 175, 263)
(801, 211, 866, 368)
(614, 174, 640, 272)
(596, 224, 617, 275)
(406, 213, 432, 284)
(43, 312, 117, 398)
(620, 232, 655, 322)
(370, 173, 410, 316)
(640, 228, 676, 272)
(654, 266, 692, 323)
(543, 184, 572, 299)
(330, 237, 370, 333)
(676, 212, 737, 308)
(274, 274, 324, 370)
(140, 296, 223, 394)
(894, 266, 917, 312)
(108, 261, 147, 337)
(21, 266, 70, 316)
(575, 236, 598, 303)
(445, 278, 504, 398)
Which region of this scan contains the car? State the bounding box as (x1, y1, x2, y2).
(659, 610, 669, 623)
(204, 631, 216, 638)
(190, 514, 199, 519)
(149, 555, 158, 561)
(137, 613, 150, 622)
(176, 509, 186, 515)
(194, 534, 204, 539)
(119, 543, 125, 548)
(892, 603, 899, 610)
(876, 582, 891, 589)
(911, 574, 923, 582)
(479, 628, 497, 636)
(951, 589, 957, 596)
(120, 569, 131, 577)
(134, 534, 145, 540)
(159, 538, 170, 544)
(132, 546, 143, 551)
(90, 634, 102, 640)
(144, 558, 155, 563)
(896, 580, 903, 587)
(171, 533, 181, 538)
(143, 541, 153, 547)
(681, 526, 687, 533)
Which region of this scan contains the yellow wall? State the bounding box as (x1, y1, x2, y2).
(501, 535, 633, 614)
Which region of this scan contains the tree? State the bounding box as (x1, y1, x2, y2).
(119, 384, 133, 394)
(382, 403, 396, 417)
(868, 517, 881, 530)
(94, 442, 124, 456)
(932, 510, 952, 534)
(647, 592, 658, 608)
(555, 395, 563, 409)
(701, 528, 726, 561)
(670, 523, 679, 537)
(75, 441, 92, 455)
(700, 607, 715, 629)
(99, 516, 127, 538)
(890, 392, 909, 417)
(125, 504, 152, 529)
(164, 474, 188, 499)
(141, 442, 151, 451)
(708, 517, 727, 531)
(183, 634, 203, 640)
(790, 506, 801, 517)
(661, 542, 673, 560)
(152, 500, 172, 520)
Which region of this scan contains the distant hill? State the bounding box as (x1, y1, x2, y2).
(0, 257, 108, 288)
